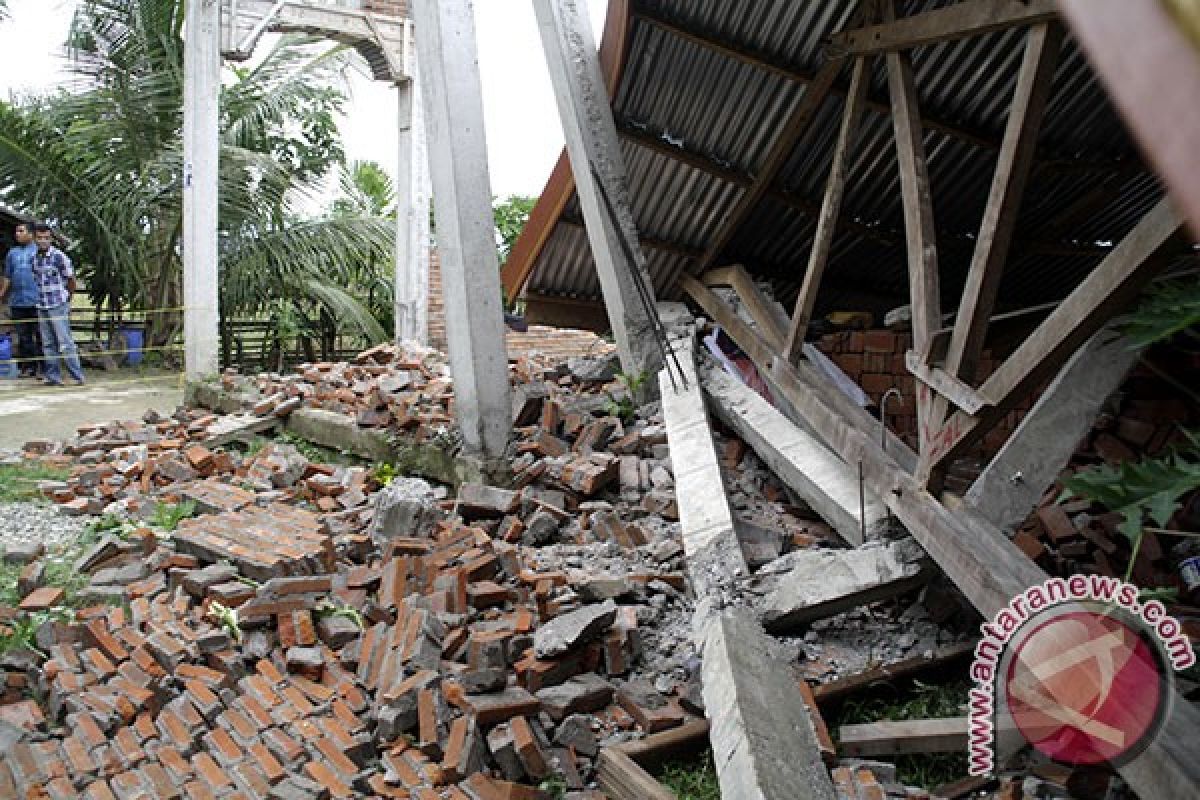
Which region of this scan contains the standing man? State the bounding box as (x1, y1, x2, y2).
(31, 223, 84, 386)
(2, 222, 42, 377)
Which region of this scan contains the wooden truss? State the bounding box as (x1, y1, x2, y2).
(680, 1, 1195, 796)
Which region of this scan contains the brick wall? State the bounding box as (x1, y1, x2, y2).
(425, 251, 614, 364)
(814, 328, 1036, 457)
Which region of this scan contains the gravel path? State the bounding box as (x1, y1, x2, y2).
(0, 502, 90, 554)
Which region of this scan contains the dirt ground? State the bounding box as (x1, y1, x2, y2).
(0, 369, 184, 450)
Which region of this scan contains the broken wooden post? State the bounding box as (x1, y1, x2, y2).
(531, 0, 662, 379)
(410, 0, 512, 462)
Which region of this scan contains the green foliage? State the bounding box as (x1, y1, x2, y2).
(1119, 277, 1200, 348)
(373, 462, 399, 487)
(0, 0, 393, 350)
(493, 194, 536, 266)
(207, 601, 242, 643)
(151, 500, 195, 532)
(315, 600, 364, 631)
(1062, 431, 1200, 545)
(658, 751, 721, 800)
(0, 462, 71, 503)
(332, 160, 396, 219)
(603, 370, 650, 424)
(0, 609, 74, 657)
(536, 775, 568, 800)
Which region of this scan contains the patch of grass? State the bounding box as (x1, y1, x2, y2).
(275, 431, 359, 465)
(0, 561, 22, 606)
(832, 678, 970, 789)
(658, 751, 722, 800)
(0, 462, 71, 503)
(151, 500, 195, 532)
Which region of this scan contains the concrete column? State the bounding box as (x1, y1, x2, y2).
(532, 0, 661, 379)
(394, 20, 431, 345)
(409, 0, 511, 461)
(183, 0, 222, 379)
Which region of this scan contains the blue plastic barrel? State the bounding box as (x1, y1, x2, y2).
(0, 333, 13, 379)
(120, 326, 144, 366)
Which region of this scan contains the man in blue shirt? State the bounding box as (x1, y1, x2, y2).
(31, 223, 84, 386)
(2, 222, 41, 377)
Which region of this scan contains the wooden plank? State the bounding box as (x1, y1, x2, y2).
(904, 351, 988, 416)
(812, 641, 977, 706)
(943, 23, 1063, 385)
(838, 717, 968, 757)
(1058, 0, 1200, 236)
(885, 12, 942, 453)
(702, 265, 788, 351)
(597, 749, 677, 800)
(831, 0, 1058, 55)
(784, 56, 872, 363)
(695, 56, 845, 274)
(614, 719, 710, 771)
(680, 275, 918, 474)
(920, 196, 1182, 470)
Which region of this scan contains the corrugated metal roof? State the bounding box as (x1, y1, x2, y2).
(512, 0, 1185, 325)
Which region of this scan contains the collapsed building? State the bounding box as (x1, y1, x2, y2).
(2, 1, 1200, 799)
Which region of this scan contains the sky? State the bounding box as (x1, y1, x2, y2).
(0, 0, 608, 200)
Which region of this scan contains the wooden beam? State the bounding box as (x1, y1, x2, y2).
(597, 750, 676, 800)
(695, 56, 846, 273)
(885, 8, 941, 454)
(632, 3, 1001, 153)
(784, 56, 872, 362)
(943, 23, 1063, 385)
(616, 122, 751, 187)
(701, 265, 788, 350)
(839, 718, 969, 757)
(1058, 0, 1200, 237)
(921, 196, 1183, 471)
(905, 351, 988, 415)
(681, 274, 919, 474)
(831, 0, 1058, 55)
(681, 276, 1200, 800)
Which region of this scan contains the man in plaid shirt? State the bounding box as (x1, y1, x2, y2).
(31, 223, 84, 385)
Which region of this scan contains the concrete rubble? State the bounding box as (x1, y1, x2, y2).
(1, 319, 1178, 800)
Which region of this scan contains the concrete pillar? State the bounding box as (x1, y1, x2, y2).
(183, 0, 222, 379)
(409, 0, 511, 461)
(394, 20, 431, 345)
(532, 0, 661, 379)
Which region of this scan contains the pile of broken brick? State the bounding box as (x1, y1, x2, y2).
(0, 342, 809, 800)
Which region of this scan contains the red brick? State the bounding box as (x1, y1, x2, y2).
(305, 760, 354, 798)
(19, 586, 64, 611)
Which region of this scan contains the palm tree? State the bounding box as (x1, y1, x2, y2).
(0, 0, 394, 355)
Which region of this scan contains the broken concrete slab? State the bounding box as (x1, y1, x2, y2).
(700, 608, 837, 800)
(369, 477, 442, 543)
(702, 364, 887, 545)
(534, 600, 617, 659)
(760, 539, 929, 633)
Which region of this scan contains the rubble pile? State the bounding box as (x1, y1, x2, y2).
(0, 341, 831, 800)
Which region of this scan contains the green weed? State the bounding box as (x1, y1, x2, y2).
(833, 678, 970, 789)
(151, 500, 196, 532)
(0, 462, 71, 503)
(658, 750, 721, 800)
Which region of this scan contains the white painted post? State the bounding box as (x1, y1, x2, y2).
(394, 20, 431, 345)
(183, 0, 222, 380)
(409, 0, 511, 461)
(532, 0, 660, 378)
